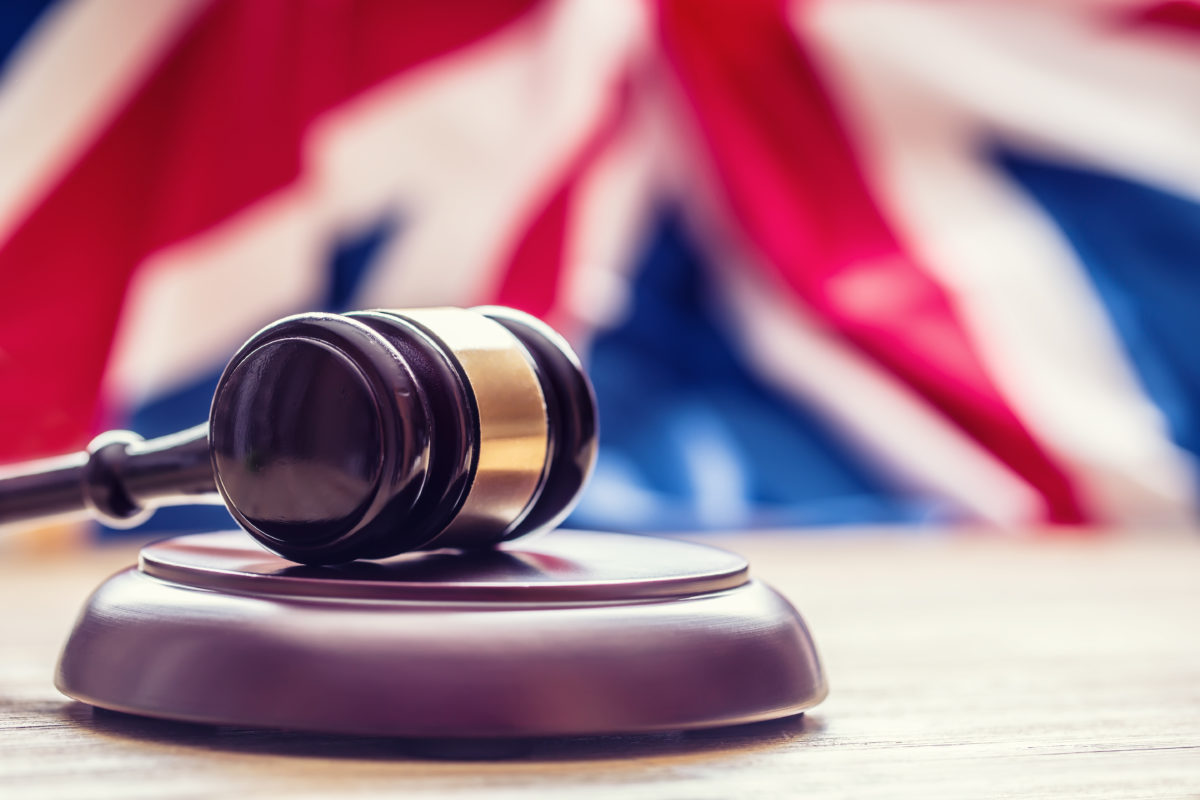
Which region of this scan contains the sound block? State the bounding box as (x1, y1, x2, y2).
(56, 531, 827, 738)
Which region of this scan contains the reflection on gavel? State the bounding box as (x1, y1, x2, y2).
(0, 307, 597, 565)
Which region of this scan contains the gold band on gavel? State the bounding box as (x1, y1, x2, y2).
(391, 308, 549, 547)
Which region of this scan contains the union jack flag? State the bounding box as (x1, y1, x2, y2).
(2, 0, 1199, 535)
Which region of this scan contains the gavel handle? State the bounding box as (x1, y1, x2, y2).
(0, 424, 221, 529)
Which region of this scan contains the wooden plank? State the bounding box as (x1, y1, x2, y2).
(1, 529, 1198, 798)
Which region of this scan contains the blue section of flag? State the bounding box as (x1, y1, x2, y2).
(571, 211, 955, 531)
(102, 216, 401, 536)
(0, 0, 58, 74)
(998, 148, 1200, 467)
(327, 215, 400, 310)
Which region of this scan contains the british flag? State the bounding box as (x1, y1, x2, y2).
(2, 0, 1200, 536)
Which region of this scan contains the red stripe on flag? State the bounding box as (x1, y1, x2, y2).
(1128, 1, 1200, 33)
(658, 0, 1084, 523)
(492, 179, 573, 319)
(0, 0, 538, 462)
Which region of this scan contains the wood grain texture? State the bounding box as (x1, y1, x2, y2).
(1, 529, 1198, 799)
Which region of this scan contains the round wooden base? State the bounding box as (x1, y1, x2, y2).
(57, 531, 826, 738)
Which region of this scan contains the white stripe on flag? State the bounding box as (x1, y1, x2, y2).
(345, 0, 648, 309)
(555, 87, 659, 345)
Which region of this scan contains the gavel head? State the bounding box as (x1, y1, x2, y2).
(208, 307, 597, 565)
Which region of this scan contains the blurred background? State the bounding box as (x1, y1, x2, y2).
(2, 0, 1199, 542)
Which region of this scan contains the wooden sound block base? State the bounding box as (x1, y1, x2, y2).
(56, 531, 826, 738)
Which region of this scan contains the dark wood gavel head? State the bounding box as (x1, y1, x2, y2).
(0, 307, 597, 566)
(211, 306, 597, 564)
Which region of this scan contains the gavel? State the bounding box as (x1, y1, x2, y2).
(0, 306, 597, 565)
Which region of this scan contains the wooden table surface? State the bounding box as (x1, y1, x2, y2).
(1, 528, 1198, 799)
